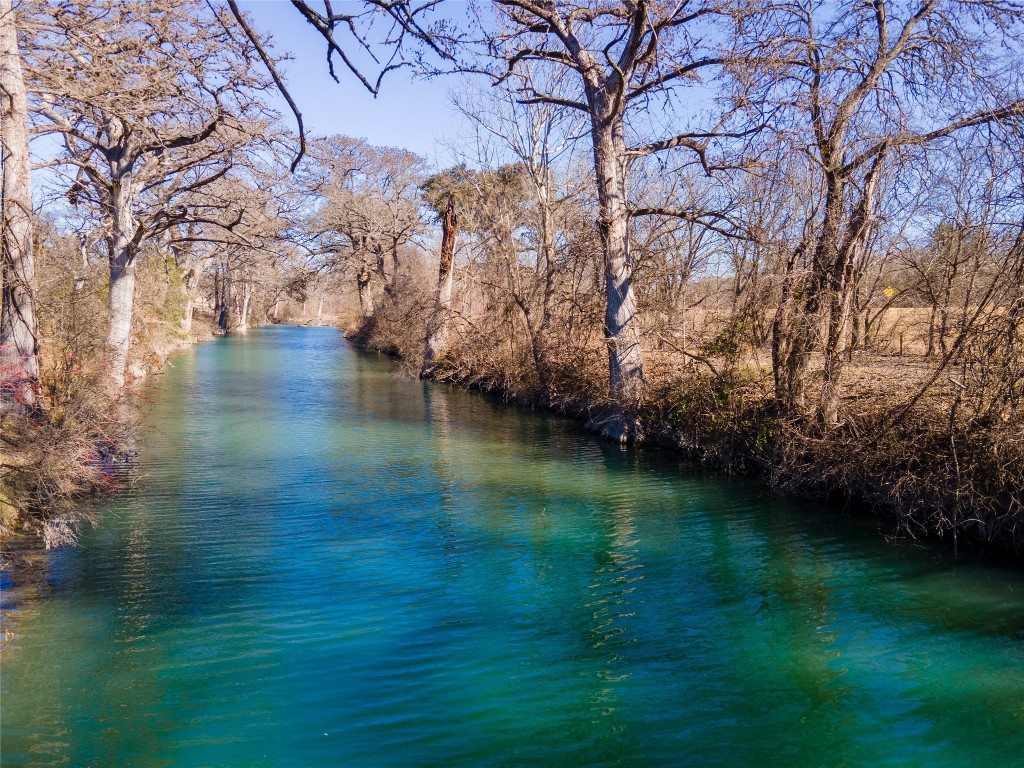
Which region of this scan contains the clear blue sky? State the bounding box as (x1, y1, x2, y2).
(238, 1, 474, 165)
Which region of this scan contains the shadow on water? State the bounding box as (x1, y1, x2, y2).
(2, 325, 1023, 767)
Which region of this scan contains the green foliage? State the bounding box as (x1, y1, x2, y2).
(420, 163, 530, 226)
(700, 322, 745, 358)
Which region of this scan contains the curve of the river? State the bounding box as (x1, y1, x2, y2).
(2, 325, 1023, 767)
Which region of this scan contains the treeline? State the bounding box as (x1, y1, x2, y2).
(0, 0, 319, 542)
(2, 1, 1023, 556)
(305, 2, 1024, 555)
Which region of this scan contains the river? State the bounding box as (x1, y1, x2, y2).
(2, 325, 1023, 766)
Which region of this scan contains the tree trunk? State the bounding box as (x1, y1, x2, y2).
(105, 175, 138, 394)
(421, 196, 457, 376)
(533, 182, 558, 398)
(0, 0, 39, 409)
(182, 266, 201, 337)
(772, 175, 846, 416)
(818, 153, 884, 426)
(771, 242, 804, 411)
(356, 265, 374, 318)
(592, 117, 644, 402)
(239, 277, 252, 332)
(218, 266, 231, 332)
(106, 250, 136, 393)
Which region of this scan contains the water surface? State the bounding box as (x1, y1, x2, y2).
(3, 326, 1023, 767)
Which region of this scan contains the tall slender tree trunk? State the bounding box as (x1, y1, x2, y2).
(239, 274, 252, 332)
(772, 176, 846, 416)
(772, 243, 804, 410)
(818, 153, 884, 425)
(74, 233, 89, 292)
(0, 0, 38, 408)
(532, 182, 557, 398)
(356, 265, 374, 318)
(182, 266, 200, 337)
(421, 196, 457, 376)
(105, 174, 138, 394)
(591, 116, 644, 402)
(216, 264, 231, 332)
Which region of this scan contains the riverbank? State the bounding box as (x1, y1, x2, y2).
(0, 312, 220, 550)
(347, 315, 1024, 564)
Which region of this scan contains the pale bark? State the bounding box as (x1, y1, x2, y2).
(238, 273, 252, 332)
(105, 166, 139, 394)
(0, 0, 38, 408)
(356, 265, 374, 318)
(182, 265, 202, 337)
(106, 255, 136, 392)
(74, 233, 89, 293)
(421, 196, 457, 376)
(591, 114, 644, 401)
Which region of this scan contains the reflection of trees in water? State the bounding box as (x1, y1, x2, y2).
(697, 507, 854, 763)
(422, 382, 465, 581)
(552, 447, 643, 755)
(351, 347, 423, 426)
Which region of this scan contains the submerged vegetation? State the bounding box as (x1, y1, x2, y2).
(1, 0, 1023, 557)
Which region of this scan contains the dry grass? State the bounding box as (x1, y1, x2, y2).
(354, 288, 1023, 558)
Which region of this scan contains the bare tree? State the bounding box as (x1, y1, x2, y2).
(421, 195, 458, 375)
(448, 72, 586, 397)
(0, 0, 38, 408)
(304, 136, 425, 319)
(743, 0, 1024, 424)
(26, 0, 275, 392)
(476, 0, 740, 438)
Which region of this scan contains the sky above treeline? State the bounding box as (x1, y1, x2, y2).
(239, 0, 474, 167)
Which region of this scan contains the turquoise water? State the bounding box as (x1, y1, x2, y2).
(2, 325, 1023, 767)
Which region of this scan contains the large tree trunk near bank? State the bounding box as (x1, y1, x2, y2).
(772, 175, 846, 417)
(106, 250, 137, 394)
(238, 273, 253, 332)
(182, 265, 202, 337)
(214, 263, 231, 333)
(818, 153, 884, 426)
(592, 117, 644, 402)
(356, 265, 374, 318)
(421, 196, 457, 376)
(0, 0, 39, 409)
(105, 176, 139, 395)
(581, 108, 645, 443)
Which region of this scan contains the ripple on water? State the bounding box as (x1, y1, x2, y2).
(3, 326, 1024, 768)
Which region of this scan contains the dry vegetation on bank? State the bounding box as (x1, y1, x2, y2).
(3, 1, 1023, 560)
